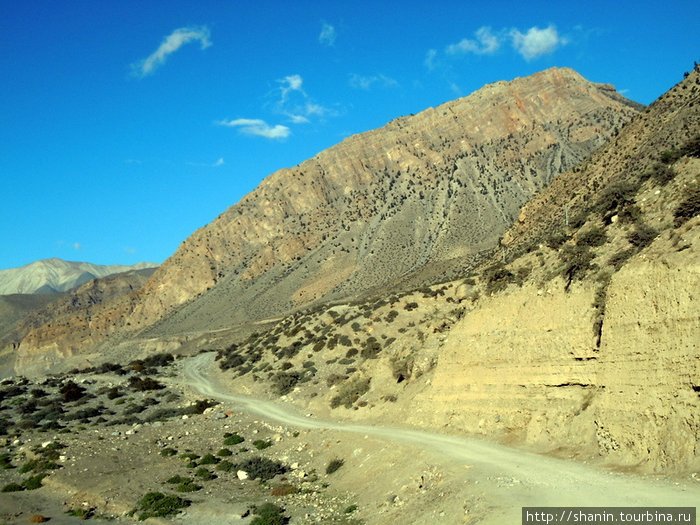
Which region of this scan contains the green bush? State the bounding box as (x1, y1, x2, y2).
(271, 371, 300, 396)
(330, 377, 370, 409)
(360, 338, 381, 359)
(325, 458, 344, 474)
(166, 475, 189, 484)
(194, 467, 215, 480)
(160, 448, 177, 457)
(673, 186, 700, 227)
(559, 244, 595, 286)
(217, 448, 232, 457)
(198, 453, 217, 465)
(251, 502, 287, 525)
(577, 226, 607, 247)
(609, 248, 637, 270)
(593, 180, 641, 217)
(136, 492, 189, 520)
(22, 474, 46, 490)
(0, 453, 13, 469)
(234, 457, 286, 481)
(627, 225, 658, 248)
(253, 439, 272, 450)
(66, 508, 94, 519)
(483, 263, 515, 295)
(223, 433, 245, 446)
(1, 482, 24, 492)
(128, 376, 164, 392)
(216, 460, 235, 472)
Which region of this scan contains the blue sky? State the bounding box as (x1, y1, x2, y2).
(1, 1, 698, 270)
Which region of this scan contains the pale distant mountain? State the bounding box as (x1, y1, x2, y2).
(0, 258, 159, 295)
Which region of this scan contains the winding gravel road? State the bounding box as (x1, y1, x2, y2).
(183, 352, 698, 523)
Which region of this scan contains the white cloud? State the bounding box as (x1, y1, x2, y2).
(286, 113, 310, 124)
(424, 49, 438, 70)
(349, 73, 398, 90)
(510, 25, 564, 60)
(446, 27, 501, 55)
(275, 75, 333, 120)
(279, 74, 305, 102)
(213, 157, 224, 167)
(132, 26, 211, 77)
(319, 22, 336, 46)
(216, 118, 290, 139)
(73, 242, 82, 251)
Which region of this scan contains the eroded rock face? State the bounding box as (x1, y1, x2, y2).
(410, 243, 699, 473)
(14, 67, 640, 368)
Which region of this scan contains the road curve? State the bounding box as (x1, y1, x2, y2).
(182, 352, 699, 523)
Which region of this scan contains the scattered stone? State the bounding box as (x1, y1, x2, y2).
(237, 470, 249, 480)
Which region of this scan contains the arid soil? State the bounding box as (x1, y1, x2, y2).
(1, 353, 697, 524)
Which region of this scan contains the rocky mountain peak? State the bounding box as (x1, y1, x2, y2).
(8, 68, 642, 368)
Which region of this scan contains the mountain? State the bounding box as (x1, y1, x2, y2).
(9, 67, 642, 371)
(0, 266, 157, 376)
(0, 258, 159, 295)
(210, 65, 699, 472)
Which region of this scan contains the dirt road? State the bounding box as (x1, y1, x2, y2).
(183, 353, 698, 524)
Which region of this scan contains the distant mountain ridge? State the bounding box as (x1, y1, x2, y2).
(0, 258, 159, 295)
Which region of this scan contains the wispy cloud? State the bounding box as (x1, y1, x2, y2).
(188, 157, 225, 167)
(511, 25, 565, 60)
(319, 22, 336, 46)
(349, 73, 398, 90)
(131, 26, 211, 77)
(424, 49, 438, 70)
(216, 118, 290, 139)
(279, 74, 305, 102)
(275, 74, 333, 121)
(446, 26, 500, 55)
(73, 242, 82, 251)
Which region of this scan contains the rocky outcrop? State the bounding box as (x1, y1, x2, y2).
(11, 68, 640, 367)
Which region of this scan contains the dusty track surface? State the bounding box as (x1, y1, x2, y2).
(183, 353, 700, 524)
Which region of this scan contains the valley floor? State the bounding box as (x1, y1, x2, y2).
(182, 353, 700, 524)
(1, 353, 697, 525)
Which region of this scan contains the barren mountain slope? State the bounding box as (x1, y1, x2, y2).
(12, 67, 641, 372)
(208, 67, 699, 473)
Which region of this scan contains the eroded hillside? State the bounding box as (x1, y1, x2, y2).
(11, 68, 641, 372)
(210, 68, 699, 473)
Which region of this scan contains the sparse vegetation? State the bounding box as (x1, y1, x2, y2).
(234, 457, 286, 481)
(325, 458, 344, 474)
(330, 377, 371, 409)
(223, 433, 245, 446)
(673, 185, 700, 227)
(250, 502, 288, 525)
(135, 492, 189, 521)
